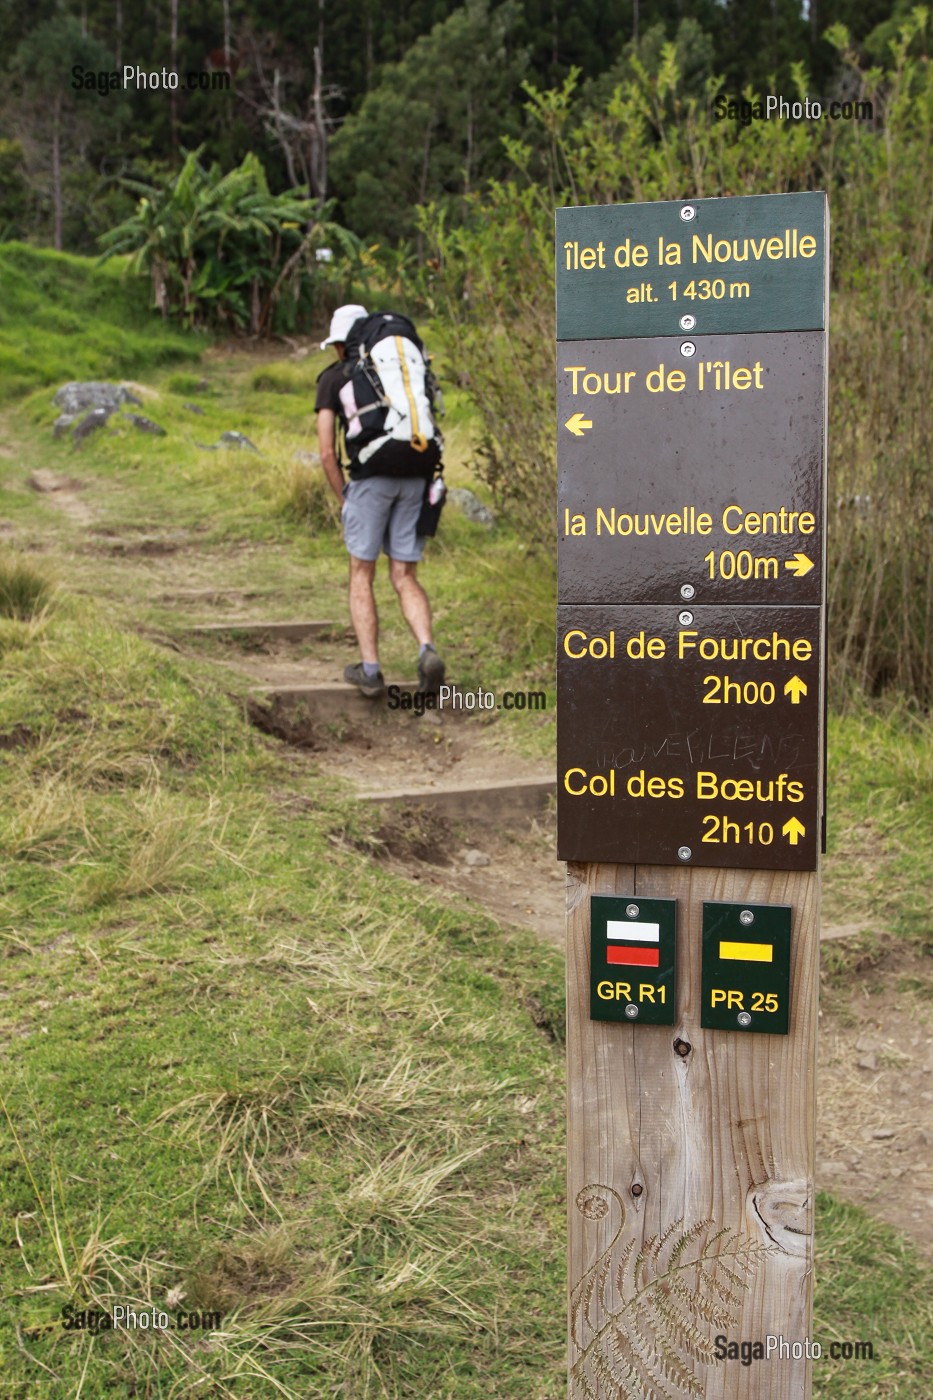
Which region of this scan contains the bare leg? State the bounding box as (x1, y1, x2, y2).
(388, 558, 433, 646)
(348, 555, 379, 663)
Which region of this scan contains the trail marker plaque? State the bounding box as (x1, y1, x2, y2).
(560, 192, 826, 1400)
(589, 894, 677, 1026)
(700, 900, 793, 1035)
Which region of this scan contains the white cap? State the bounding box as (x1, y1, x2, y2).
(321, 304, 368, 349)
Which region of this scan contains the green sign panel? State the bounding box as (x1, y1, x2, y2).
(556, 192, 827, 341)
(700, 901, 791, 1035)
(590, 895, 676, 1026)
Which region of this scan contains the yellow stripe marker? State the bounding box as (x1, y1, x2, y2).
(395, 335, 428, 451)
(719, 941, 773, 963)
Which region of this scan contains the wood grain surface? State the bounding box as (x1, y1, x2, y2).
(567, 859, 819, 1399)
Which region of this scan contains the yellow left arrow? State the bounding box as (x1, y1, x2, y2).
(565, 413, 593, 437)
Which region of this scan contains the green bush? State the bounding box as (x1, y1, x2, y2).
(419, 13, 933, 704)
(99, 148, 361, 335)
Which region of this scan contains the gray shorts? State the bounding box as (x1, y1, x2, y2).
(341, 475, 427, 562)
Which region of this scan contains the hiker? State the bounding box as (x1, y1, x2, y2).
(315, 303, 446, 699)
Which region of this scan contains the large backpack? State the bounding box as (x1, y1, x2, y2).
(338, 312, 442, 478)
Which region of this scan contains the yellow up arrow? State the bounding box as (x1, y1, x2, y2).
(565, 412, 593, 437)
(785, 552, 814, 578)
(782, 817, 806, 845)
(784, 675, 808, 704)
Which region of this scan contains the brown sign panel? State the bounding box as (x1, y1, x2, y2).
(557, 604, 820, 870)
(557, 331, 825, 608)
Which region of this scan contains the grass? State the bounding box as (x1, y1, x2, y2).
(2, 261, 933, 1395)
(0, 553, 54, 620)
(0, 589, 565, 1398)
(1, 312, 555, 756)
(0, 243, 197, 403)
(813, 1193, 933, 1398)
(0, 543, 928, 1400)
(821, 701, 933, 1007)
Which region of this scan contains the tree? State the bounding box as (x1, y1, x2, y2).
(583, 17, 716, 108)
(8, 15, 124, 249)
(329, 0, 529, 244)
(99, 147, 360, 333)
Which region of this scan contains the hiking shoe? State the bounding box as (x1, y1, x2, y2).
(417, 644, 445, 694)
(344, 661, 385, 699)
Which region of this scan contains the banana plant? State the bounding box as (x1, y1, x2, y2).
(99, 147, 360, 333)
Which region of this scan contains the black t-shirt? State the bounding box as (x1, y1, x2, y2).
(314, 360, 345, 417)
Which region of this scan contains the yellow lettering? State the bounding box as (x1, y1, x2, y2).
(614, 239, 648, 268)
(692, 233, 713, 264)
(697, 771, 718, 799)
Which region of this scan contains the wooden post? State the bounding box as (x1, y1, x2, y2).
(566, 862, 819, 1397)
(556, 194, 828, 1399)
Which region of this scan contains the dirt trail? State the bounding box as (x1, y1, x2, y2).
(4, 410, 932, 1260)
(182, 625, 933, 1257)
(184, 628, 566, 944)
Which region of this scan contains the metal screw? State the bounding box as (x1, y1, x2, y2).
(625, 903, 639, 918)
(677, 846, 692, 862)
(679, 313, 696, 331)
(625, 1004, 639, 1019)
(680, 583, 695, 600)
(680, 204, 696, 221)
(739, 909, 755, 926)
(678, 609, 694, 626)
(737, 1011, 752, 1028)
(680, 341, 697, 358)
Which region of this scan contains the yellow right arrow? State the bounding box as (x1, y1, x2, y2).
(785, 553, 814, 578)
(784, 675, 808, 704)
(782, 817, 806, 845)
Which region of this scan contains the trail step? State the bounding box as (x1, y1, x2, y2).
(360, 776, 555, 823)
(186, 620, 340, 641)
(258, 682, 479, 725)
(820, 923, 872, 942)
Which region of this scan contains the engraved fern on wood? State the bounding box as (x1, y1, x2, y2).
(570, 1185, 771, 1400)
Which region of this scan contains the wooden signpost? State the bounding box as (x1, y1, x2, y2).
(557, 193, 828, 1400)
